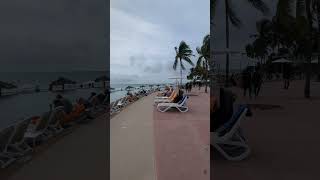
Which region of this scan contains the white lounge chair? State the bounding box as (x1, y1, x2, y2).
(117, 96, 129, 108)
(7, 118, 33, 157)
(0, 125, 16, 168)
(154, 89, 176, 99)
(24, 111, 52, 147)
(47, 106, 65, 135)
(157, 96, 189, 112)
(210, 105, 250, 161)
(110, 99, 121, 114)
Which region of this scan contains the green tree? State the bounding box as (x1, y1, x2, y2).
(212, 0, 269, 86)
(174, 41, 194, 86)
(196, 34, 210, 93)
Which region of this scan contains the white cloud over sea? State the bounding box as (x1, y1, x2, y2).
(110, 0, 209, 84)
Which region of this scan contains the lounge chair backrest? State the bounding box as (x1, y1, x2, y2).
(219, 88, 234, 125)
(10, 118, 32, 145)
(112, 99, 120, 108)
(178, 96, 188, 106)
(0, 125, 15, 152)
(49, 106, 65, 126)
(35, 111, 52, 131)
(117, 97, 124, 105)
(218, 105, 247, 136)
(109, 101, 115, 109)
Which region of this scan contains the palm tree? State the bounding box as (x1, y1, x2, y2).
(212, 0, 269, 86)
(174, 41, 194, 86)
(196, 34, 210, 93)
(276, 0, 315, 98)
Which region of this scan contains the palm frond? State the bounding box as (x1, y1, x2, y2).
(173, 57, 178, 70)
(247, 0, 270, 15)
(183, 56, 195, 67)
(180, 60, 186, 70)
(227, 0, 242, 28)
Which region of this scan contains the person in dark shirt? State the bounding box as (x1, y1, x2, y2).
(54, 94, 73, 114)
(242, 69, 252, 98)
(283, 64, 292, 89)
(252, 69, 263, 97)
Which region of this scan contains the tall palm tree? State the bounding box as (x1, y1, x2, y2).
(196, 34, 210, 93)
(212, 0, 269, 86)
(276, 0, 314, 98)
(174, 41, 194, 86)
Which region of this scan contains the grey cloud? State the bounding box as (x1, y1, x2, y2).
(0, 0, 107, 72)
(143, 63, 163, 73)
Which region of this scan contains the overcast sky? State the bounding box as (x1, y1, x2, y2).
(0, 0, 107, 72)
(110, 0, 209, 84)
(213, 0, 277, 72)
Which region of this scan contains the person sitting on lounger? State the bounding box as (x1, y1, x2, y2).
(172, 89, 184, 103)
(60, 100, 86, 126)
(211, 88, 235, 132)
(54, 94, 73, 114)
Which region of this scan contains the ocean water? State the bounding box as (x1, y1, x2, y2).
(0, 71, 107, 129)
(110, 83, 163, 102)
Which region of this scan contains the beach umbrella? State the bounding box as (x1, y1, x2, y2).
(94, 75, 108, 82)
(140, 85, 145, 88)
(272, 58, 292, 63)
(125, 86, 134, 91)
(0, 81, 17, 89)
(51, 77, 76, 85)
(311, 59, 319, 64)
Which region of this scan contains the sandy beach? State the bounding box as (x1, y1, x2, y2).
(212, 80, 320, 180)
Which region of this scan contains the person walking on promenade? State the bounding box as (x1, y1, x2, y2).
(242, 69, 252, 98)
(252, 68, 263, 97)
(283, 64, 292, 89)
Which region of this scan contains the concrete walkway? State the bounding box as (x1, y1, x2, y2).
(212, 81, 320, 180)
(5, 114, 109, 180)
(110, 94, 156, 180)
(153, 89, 210, 180)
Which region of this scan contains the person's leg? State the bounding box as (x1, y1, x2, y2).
(243, 87, 247, 96)
(249, 85, 252, 98)
(257, 84, 261, 96)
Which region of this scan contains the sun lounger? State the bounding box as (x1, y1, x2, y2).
(0, 125, 16, 168)
(7, 118, 33, 156)
(110, 99, 121, 114)
(117, 96, 129, 108)
(210, 105, 250, 161)
(154, 89, 177, 99)
(157, 96, 189, 112)
(24, 111, 52, 147)
(47, 106, 65, 134)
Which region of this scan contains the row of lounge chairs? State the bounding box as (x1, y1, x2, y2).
(154, 88, 189, 113)
(0, 95, 108, 168)
(110, 89, 156, 116)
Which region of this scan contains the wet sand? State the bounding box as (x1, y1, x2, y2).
(212, 80, 320, 180)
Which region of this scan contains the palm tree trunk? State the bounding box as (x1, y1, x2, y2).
(305, 59, 311, 98)
(205, 60, 208, 93)
(225, 0, 230, 87)
(317, 1, 320, 81)
(180, 59, 183, 86)
(304, 0, 313, 98)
